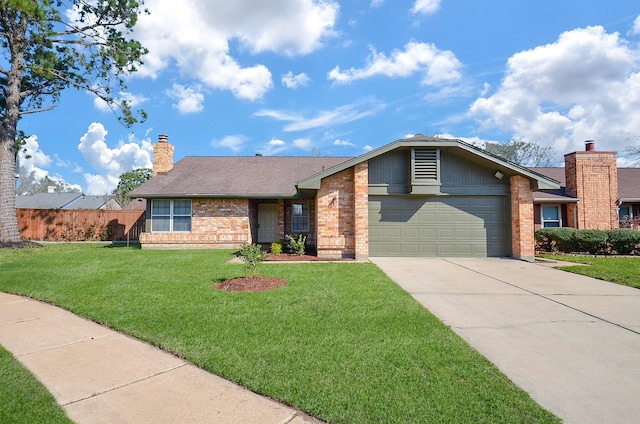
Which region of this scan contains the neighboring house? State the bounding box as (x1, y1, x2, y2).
(15, 192, 122, 210)
(130, 134, 562, 261)
(532, 141, 640, 230)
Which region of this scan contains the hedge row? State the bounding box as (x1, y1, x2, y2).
(535, 227, 640, 255)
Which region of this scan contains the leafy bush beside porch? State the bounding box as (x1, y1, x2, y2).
(535, 228, 640, 255)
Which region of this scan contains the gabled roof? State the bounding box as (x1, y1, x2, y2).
(130, 156, 353, 199)
(15, 193, 83, 209)
(15, 193, 120, 210)
(297, 135, 561, 190)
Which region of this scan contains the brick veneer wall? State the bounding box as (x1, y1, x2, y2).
(511, 175, 534, 262)
(564, 150, 619, 230)
(140, 198, 251, 248)
(152, 135, 174, 175)
(316, 162, 369, 259)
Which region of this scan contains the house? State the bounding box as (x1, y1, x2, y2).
(15, 192, 122, 210)
(531, 141, 640, 230)
(130, 134, 562, 261)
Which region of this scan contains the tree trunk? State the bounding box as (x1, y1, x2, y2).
(0, 139, 20, 242)
(0, 12, 27, 242)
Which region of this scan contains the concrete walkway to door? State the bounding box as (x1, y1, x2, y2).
(370, 257, 640, 424)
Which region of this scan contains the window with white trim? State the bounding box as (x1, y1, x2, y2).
(541, 205, 561, 228)
(291, 202, 309, 232)
(151, 199, 192, 232)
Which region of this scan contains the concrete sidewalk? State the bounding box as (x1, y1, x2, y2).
(370, 257, 640, 424)
(0, 292, 320, 424)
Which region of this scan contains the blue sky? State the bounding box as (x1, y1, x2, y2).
(16, 0, 640, 194)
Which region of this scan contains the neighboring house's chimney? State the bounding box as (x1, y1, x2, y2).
(153, 134, 174, 175)
(564, 140, 618, 230)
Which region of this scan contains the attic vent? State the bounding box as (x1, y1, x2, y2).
(412, 148, 439, 180)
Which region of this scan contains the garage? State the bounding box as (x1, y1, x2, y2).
(369, 195, 511, 257)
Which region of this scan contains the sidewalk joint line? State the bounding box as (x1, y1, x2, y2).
(61, 363, 188, 406)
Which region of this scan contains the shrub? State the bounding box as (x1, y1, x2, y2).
(535, 227, 577, 253)
(606, 228, 640, 255)
(286, 234, 307, 255)
(270, 240, 284, 255)
(574, 229, 608, 254)
(237, 243, 266, 277)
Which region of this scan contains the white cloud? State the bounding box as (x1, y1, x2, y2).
(166, 83, 205, 114)
(93, 92, 147, 113)
(469, 26, 640, 153)
(18, 135, 52, 181)
(255, 102, 385, 132)
(77, 123, 153, 194)
(133, 0, 338, 101)
(282, 71, 311, 89)
(328, 41, 462, 85)
(371, 0, 385, 7)
(212, 135, 249, 152)
(259, 138, 289, 156)
(293, 138, 312, 150)
(363, 145, 373, 151)
(333, 138, 355, 147)
(411, 0, 441, 15)
(631, 15, 640, 35)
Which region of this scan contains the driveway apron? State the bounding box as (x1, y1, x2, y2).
(370, 257, 640, 424)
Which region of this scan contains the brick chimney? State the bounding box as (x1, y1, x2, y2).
(564, 141, 618, 229)
(152, 134, 174, 175)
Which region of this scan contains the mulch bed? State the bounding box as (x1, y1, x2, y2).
(0, 240, 42, 249)
(214, 276, 287, 292)
(264, 253, 350, 261)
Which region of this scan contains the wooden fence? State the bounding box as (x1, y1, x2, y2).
(17, 208, 146, 241)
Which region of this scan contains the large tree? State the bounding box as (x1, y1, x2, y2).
(112, 167, 150, 205)
(0, 0, 148, 242)
(484, 138, 557, 167)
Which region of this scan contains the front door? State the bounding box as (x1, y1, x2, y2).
(257, 203, 278, 242)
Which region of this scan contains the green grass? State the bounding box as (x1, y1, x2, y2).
(0, 244, 559, 423)
(539, 254, 640, 289)
(0, 345, 72, 423)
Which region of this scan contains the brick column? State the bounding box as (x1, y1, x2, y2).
(354, 162, 369, 260)
(316, 167, 356, 258)
(511, 175, 534, 262)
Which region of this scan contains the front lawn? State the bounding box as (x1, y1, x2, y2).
(0, 244, 559, 423)
(539, 254, 640, 289)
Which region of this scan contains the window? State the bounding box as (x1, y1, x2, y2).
(541, 205, 561, 228)
(618, 205, 632, 221)
(291, 202, 309, 232)
(151, 199, 191, 232)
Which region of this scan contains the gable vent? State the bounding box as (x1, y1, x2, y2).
(413, 148, 438, 180)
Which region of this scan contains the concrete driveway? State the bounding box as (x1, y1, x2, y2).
(370, 257, 640, 424)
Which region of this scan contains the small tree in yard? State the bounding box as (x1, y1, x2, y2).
(113, 168, 152, 205)
(237, 243, 265, 278)
(0, 0, 148, 242)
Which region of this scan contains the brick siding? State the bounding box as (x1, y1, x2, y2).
(140, 198, 251, 248)
(564, 151, 618, 230)
(316, 162, 369, 259)
(511, 175, 535, 261)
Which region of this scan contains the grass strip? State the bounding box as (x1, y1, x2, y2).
(538, 254, 640, 289)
